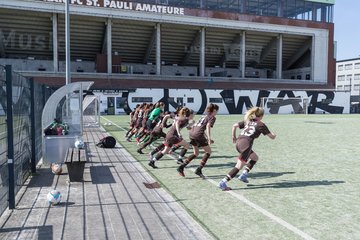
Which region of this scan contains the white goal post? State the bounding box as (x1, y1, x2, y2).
(260, 97, 309, 114)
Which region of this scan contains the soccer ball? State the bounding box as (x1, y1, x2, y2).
(74, 139, 84, 149)
(51, 163, 62, 175)
(47, 190, 61, 205)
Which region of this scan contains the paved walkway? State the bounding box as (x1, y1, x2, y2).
(0, 127, 213, 240)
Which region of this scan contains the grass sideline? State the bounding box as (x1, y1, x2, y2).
(101, 114, 360, 240)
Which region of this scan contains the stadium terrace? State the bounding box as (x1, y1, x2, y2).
(0, 0, 346, 115)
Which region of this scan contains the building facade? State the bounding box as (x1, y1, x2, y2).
(0, 0, 349, 114)
(336, 58, 360, 113)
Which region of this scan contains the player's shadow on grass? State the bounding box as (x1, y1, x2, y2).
(304, 121, 335, 124)
(239, 180, 345, 190)
(204, 171, 294, 180)
(250, 171, 295, 179)
(202, 162, 235, 168)
(209, 155, 235, 160)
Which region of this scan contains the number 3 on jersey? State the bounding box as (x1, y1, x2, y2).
(240, 125, 255, 137)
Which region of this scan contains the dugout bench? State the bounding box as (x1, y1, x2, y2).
(64, 147, 87, 182)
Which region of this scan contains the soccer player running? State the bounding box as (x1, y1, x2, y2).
(125, 104, 140, 138)
(137, 111, 172, 154)
(218, 107, 276, 191)
(177, 103, 219, 178)
(148, 107, 191, 169)
(126, 103, 146, 141)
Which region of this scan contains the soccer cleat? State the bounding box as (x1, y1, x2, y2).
(137, 149, 144, 154)
(238, 172, 249, 183)
(177, 166, 185, 177)
(218, 181, 231, 191)
(195, 167, 205, 179)
(176, 158, 183, 164)
(126, 137, 131, 142)
(148, 160, 158, 169)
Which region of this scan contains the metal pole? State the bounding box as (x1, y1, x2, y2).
(200, 27, 205, 77)
(107, 18, 112, 74)
(310, 36, 315, 82)
(80, 84, 83, 136)
(276, 33, 283, 79)
(241, 31, 246, 78)
(52, 13, 58, 72)
(30, 78, 37, 174)
(156, 23, 161, 75)
(200, 0, 204, 8)
(277, 0, 284, 17)
(65, 0, 71, 84)
(5, 65, 15, 209)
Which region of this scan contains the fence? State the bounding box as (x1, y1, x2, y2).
(0, 65, 52, 216)
(0, 66, 7, 216)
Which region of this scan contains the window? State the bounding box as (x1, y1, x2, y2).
(209, 98, 223, 103)
(354, 84, 360, 91)
(132, 97, 152, 103)
(116, 97, 127, 108)
(355, 63, 360, 69)
(337, 85, 343, 90)
(346, 75, 352, 81)
(338, 65, 343, 71)
(345, 64, 353, 70)
(354, 74, 360, 80)
(337, 75, 345, 81)
(344, 85, 351, 91)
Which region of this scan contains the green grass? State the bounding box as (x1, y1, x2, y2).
(101, 114, 360, 240)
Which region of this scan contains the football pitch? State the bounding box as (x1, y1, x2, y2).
(101, 114, 360, 240)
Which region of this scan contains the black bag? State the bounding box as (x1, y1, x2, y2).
(96, 136, 116, 148)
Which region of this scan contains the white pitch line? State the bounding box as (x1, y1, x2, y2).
(101, 116, 127, 131)
(100, 116, 316, 240)
(206, 179, 315, 240)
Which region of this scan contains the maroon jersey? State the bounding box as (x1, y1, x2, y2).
(151, 115, 166, 135)
(167, 118, 189, 138)
(131, 110, 138, 122)
(129, 110, 135, 123)
(164, 118, 188, 147)
(189, 114, 216, 139)
(142, 109, 151, 128)
(237, 120, 270, 142)
(129, 110, 138, 127)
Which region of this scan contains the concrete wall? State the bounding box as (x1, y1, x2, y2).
(0, 58, 95, 72)
(93, 88, 350, 115)
(2, 59, 272, 79)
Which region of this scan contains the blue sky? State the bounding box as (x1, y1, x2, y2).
(334, 0, 360, 60)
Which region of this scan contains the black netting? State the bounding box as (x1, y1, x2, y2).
(0, 65, 8, 216)
(11, 72, 32, 195)
(0, 65, 52, 217)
